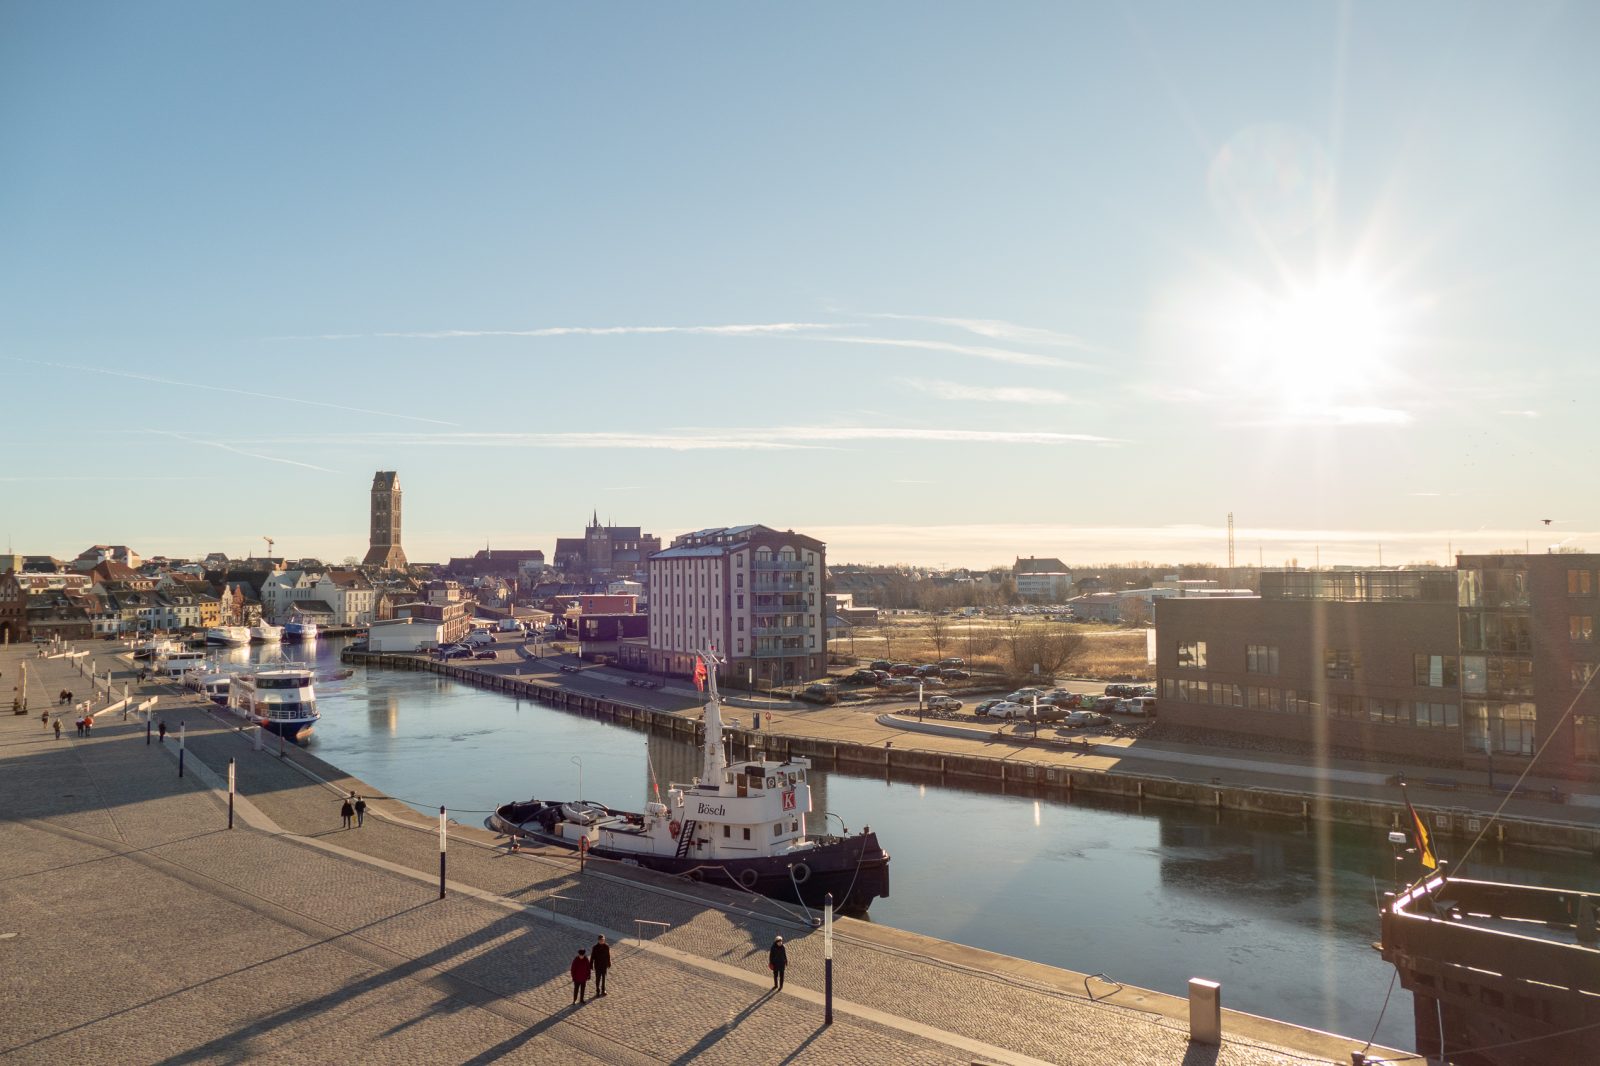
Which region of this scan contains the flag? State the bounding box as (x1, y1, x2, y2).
(1403, 786, 1438, 870)
(693, 656, 707, 692)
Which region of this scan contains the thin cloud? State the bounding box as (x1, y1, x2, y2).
(5, 358, 455, 426)
(212, 426, 1116, 450)
(1498, 409, 1540, 418)
(868, 312, 1096, 350)
(285, 323, 839, 340)
(146, 430, 336, 472)
(820, 336, 1077, 368)
(902, 378, 1072, 404)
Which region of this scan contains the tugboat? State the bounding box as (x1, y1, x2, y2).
(490, 651, 890, 913)
(282, 614, 319, 642)
(225, 662, 319, 741)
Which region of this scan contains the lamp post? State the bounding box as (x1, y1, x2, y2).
(228, 758, 236, 829)
(917, 681, 924, 722)
(824, 891, 834, 1025)
(438, 805, 447, 899)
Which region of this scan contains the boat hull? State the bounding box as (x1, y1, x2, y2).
(489, 801, 890, 913)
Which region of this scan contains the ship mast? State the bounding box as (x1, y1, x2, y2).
(700, 647, 726, 786)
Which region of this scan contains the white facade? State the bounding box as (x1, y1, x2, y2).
(367, 617, 444, 652)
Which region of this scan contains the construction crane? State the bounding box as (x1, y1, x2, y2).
(263, 535, 275, 560)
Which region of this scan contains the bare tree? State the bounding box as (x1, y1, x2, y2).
(927, 613, 949, 661)
(1004, 621, 1086, 681)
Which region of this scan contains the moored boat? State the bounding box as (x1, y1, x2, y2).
(132, 637, 180, 660)
(250, 624, 283, 643)
(205, 626, 251, 646)
(489, 650, 890, 913)
(282, 615, 318, 641)
(225, 662, 319, 741)
(183, 668, 233, 705)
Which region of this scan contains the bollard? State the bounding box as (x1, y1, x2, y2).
(227, 759, 235, 830)
(146, 720, 151, 745)
(824, 891, 834, 1024)
(438, 806, 447, 900)
(1188, 978, 1221, 1045)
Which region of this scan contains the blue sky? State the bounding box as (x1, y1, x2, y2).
(3, 2, 1596, 568)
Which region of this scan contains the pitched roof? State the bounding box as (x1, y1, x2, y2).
(1013, 557, 1069, 575)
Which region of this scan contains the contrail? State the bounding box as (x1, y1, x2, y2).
(5, 357, 457, 426)
(146, 430, 336, 473)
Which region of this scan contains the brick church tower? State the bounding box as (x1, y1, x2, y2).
(361, 471, 409, 569)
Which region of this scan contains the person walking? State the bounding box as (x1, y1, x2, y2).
(340, 795, 354, 830)
(591, 935, 611, 996)
(157, 720, 167, 744)
(570, 949, 592, 1004)
(768, 936, 787, 990)
(41, 709, 49, 729)
(53, 719, 61, 740)
(354, 795, 367, 828)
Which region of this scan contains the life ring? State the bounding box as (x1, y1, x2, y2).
(669, 820, 682, 839)
(790, 862, 811, 884)
(737, 868, 759, 889)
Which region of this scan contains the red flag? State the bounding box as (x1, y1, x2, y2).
(693, 656, 707, 692)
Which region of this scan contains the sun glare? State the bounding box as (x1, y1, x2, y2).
(1209, 272, 1400, 414)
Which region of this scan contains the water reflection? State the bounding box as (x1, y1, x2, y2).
(234, 638, 1596, 1052)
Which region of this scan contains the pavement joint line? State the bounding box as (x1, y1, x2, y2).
(160, 729, 1066, 1066)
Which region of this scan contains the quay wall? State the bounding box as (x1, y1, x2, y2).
(345, 651, 1600, 856)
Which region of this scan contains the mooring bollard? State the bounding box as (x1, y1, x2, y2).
(1188, 978, 1221, 1045)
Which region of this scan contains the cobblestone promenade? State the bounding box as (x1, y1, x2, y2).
(0, 644, 1391, 1064)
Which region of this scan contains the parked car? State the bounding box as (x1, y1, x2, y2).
(1092, 695, 1121, 712)
(889, 663, 919, 677)
(878, 677, 917, 691)
(474, 649, 497, 660)
(438, 646, 472, 660)
(1104, 683, 1145, 697)
(938, 668, 970, 680)
(973, 699, 1004, 716)
(1122, 696, 1159, 717)
(844, 669, 879, 684)
(938, 657, 965, 668)
(869, 660, 892, 672)
(1006, 688, 1046, 704)
(927, 695, 963, 712)
(1027, 704, 1069, 723)
(913, 664, 942, 678)
(918, 677, 947, 689)
(1042, 689, 1077, 706)
(985, 701, 1027, 720)
(1063, 710, 1111, 728)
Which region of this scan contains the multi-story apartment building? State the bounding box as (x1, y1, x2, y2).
(1013, 556, 1072, 602)
(1156, 555, 1600, 782)
(646, 525, 826, 686)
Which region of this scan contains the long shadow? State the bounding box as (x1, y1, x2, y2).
(665, 989, 774, 1065)
(774, 1022, 828, 1065)
(0, 826, 226, 885)
(456, 1003, 583, 1065)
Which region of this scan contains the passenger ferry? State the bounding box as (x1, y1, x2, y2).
(154, 649, 209, 676)
(182, 669, 233, 706)
(225, 663, 320, 741)
(132, 637, 180, 660)
(490, 650, 891, 913)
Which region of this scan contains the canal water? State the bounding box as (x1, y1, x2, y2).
(238, 638, 1596, 1052)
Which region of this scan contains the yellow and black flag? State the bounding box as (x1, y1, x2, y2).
(1402, 785, 1438, 870)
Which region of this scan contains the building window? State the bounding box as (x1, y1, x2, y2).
(736, 595, 744, 609)
(736, 574, 743, 589)
(1487, 656, 1533, 697)
(736, 554, 744, 568)
(1324, 649, 1359, 680)
(1328, 693, 1362, 719)
(1463, 701, 1537, 756)
(1576, 716, 1600, 764)
(1413, 654, 1458, 688)
(1368, 698, 1410, 726)
(1569, 570, 1594, 595)
(1176, 641, 1207, 669)
(1246, 644, 1279, 675)
(1573, 663, 1596, 691)
(1572, 616, 1594, 642)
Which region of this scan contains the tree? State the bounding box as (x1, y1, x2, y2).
(927, 613, 949, 661)
(1004, 620, 1086, 681)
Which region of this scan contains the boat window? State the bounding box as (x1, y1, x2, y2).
(790, 821, 798, 833)
(742, 827, 750, 840)
(736, 777, 747, 798)
(722, 825, 730, 838)
(773, 823, 782, 836)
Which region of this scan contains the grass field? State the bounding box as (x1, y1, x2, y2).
(828, 614, 1151, 680)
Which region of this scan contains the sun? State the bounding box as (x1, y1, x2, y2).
(1211, 271, 1400, 412)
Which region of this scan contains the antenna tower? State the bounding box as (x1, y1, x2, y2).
(1226, 513, 1235, 569)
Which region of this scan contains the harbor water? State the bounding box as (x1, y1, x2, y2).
(239, 638, 1598, 1052)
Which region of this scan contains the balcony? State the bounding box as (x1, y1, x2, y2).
(753, 625, 811, 637)
(753, 599, 807, 614)
(753, 643, 810, 657)
(752, 559, 808, 572)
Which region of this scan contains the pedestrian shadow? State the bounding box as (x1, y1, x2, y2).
(665, 990, 773, 1065)
(456, 1003, 580, 1065)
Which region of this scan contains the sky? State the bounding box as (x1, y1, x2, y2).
(3, 2, 1597, 569)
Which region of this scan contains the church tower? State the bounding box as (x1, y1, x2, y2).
(361, 471, 409, 569)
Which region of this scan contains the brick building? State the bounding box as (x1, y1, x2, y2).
(1156, 557, 1600, 782)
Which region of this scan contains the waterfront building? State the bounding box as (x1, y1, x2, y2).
(72, 544, 141, 571)
(552, 512, 660, 580)
(1013, 556, 1072, 602)
(361, 471, 409, 570)
(645, 525, 826, 686)
(1156, 554, 1600, 782)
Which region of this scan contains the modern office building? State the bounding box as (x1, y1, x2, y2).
(361, 471, 408, 570)
(1156, 556, 1600, 782)
(645, 525, 826, 686)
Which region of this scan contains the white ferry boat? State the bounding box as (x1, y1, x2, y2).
(182, 668, 233, 705)
(226, 663, 319, 741)
(489, 651, 891, 913)
(205, 626, 251, 646)
(250, 624, 283, 643)
(154, 649, 210, 676)
(132, 637, 180, 660)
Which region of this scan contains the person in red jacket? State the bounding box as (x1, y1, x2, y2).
(570, 948, 592, 1004)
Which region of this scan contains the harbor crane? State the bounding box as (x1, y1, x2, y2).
(263, 535, 274, 559)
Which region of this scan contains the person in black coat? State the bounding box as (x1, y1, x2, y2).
(768, 936, 787, 990)
(591, 935, 611, 996)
